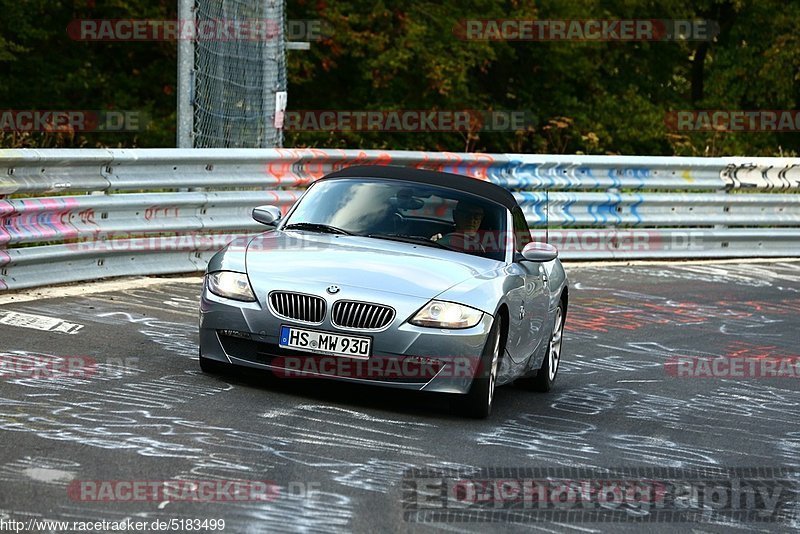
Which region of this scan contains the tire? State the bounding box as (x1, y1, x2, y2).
(461, 317, 503, 419)
(528, 302, 565, 392)
(199, 353, 229, 375)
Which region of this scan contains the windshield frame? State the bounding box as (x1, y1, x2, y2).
(278, 176, 513, 263)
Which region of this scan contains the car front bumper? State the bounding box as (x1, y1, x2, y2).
(198, 281, 494, 394)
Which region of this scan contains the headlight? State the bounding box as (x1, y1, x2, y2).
(206, 271, 256, 302)
(409, 300, 483, 329)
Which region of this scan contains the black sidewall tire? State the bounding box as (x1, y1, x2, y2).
(461, 317, 502, 419)
(530, 302, 565, 392)
(199, 353, 228, 375)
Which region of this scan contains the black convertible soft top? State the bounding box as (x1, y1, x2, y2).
(321, 165, 518, 210)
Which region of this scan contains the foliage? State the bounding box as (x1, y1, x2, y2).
(0, 0, 797, 155)
(0, 0, 177, 148)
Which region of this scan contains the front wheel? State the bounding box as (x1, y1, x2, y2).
(199, 352, 229, 375)
(461, 317, 502, 419)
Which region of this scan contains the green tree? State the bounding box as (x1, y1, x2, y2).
(0, 0, 797, 154)
(0, 0, 177, 147)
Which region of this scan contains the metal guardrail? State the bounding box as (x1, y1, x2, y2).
(1, 148, 798, 290)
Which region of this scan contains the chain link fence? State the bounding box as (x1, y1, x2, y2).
(190, 0, 286, 148)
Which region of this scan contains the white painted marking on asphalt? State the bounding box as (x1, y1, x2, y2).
(95, 312, 197, 358)
(24, 467, 75, 484)
(616, 379, 663, 383)
(566, 257, 800, 269)
(0, 275, 202, 304)
(524, 524, 571, 534)
(0, 311, 84, 334)
(552, 523, 603, 533)
(0, 457, 81, 486)
(85, 296, 196, 318)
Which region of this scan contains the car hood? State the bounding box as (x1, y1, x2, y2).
(245, 230, 497, 298)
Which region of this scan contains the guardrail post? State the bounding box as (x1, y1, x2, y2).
(716, 186, 729, 255)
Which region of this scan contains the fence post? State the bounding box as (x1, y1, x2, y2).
(177, 0, 195, 149)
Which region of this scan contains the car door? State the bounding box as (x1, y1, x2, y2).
(506, 207, 550, 363)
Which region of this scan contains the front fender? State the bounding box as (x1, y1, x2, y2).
(432, 264, 524, 317)
(545, 259, 568, 310)
(206, 235, 258, 274)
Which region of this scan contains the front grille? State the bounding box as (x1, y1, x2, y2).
(269, 291, 325, 323)
(331, 300, 395, 330)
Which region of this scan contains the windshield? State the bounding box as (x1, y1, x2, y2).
(282, 178, 509, 261)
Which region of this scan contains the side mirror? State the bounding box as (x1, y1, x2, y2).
(520, 242, 558, 262)
(252, 205, 282, 226)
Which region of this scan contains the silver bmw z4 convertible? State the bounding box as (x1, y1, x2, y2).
(199, 165, 568, 418)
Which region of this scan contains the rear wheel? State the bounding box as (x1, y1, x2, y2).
(529, 302, 565, 392)
(461, 317, 502, 419)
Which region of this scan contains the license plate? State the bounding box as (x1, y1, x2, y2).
(279, 325, 372, 359)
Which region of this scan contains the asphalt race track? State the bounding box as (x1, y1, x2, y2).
(1, 260, 799, 533)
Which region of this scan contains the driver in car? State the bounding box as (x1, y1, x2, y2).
(433, 200, 486, 252)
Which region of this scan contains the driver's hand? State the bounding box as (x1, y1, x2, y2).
(430, 233, 443, 242)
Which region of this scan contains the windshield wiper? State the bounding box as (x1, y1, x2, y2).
(366, 233, 456, 251)
(283, 222, 353, 235)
